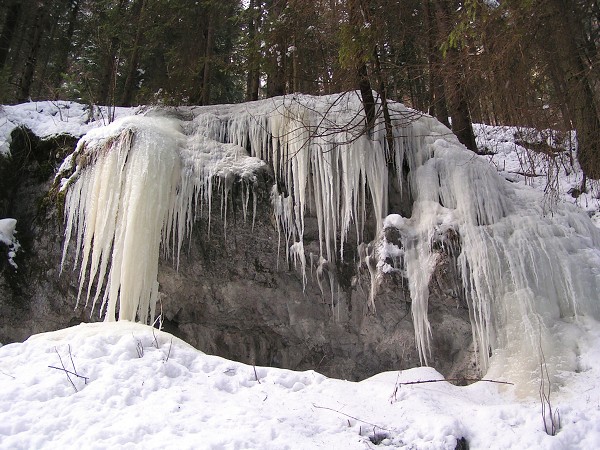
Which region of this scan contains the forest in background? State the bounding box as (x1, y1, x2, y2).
(0, 0, 599, 178)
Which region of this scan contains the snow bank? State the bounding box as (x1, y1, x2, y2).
(1, 321, 600, 449)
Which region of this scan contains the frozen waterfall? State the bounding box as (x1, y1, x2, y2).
(59, 92, 600, 390)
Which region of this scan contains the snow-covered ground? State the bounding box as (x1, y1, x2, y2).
(1, 100, 600, 448)
(1, 321, 600, 449)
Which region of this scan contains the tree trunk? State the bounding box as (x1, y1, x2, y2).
(0, 1, 22, 72)
(424, 0, 450, 127)
(348, 0, 375, 134)
(433, 0, 477, 152)
(121, 0, 146, 106)
(201, 13, 215, 105)
(542, 0, 600, 178)
(357, 62, 376, 134)
(245, 0, 260, 101)
(17, 2, 47, 102)
(265, 0, 287, 97)
(372, 46, 394, 157)
(98, 0, 127, 106)
(53, 0, 81, 96)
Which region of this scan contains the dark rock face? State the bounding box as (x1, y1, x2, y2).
(0, 128, 92, 342)
(0, 129, 476, 382)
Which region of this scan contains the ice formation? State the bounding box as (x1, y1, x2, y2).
(60, 92, 600, 389)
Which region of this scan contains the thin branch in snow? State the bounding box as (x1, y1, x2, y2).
(253, 366, 261, 384)
(0, 370, 15, 379)
(52, 347, 83, 392)
(152, 327, 159, 349)
(396, 378, 513, 386)
(164, 337, 173, 362)
(312, 403, 391, 432)
(48, 366, 89, 383)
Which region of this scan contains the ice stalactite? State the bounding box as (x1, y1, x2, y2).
(60, 115, 265, 323)
(393, 127, 600, 389)
(61, 117, 182, 323)
(60, 92, 600, 391)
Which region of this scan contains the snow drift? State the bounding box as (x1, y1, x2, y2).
(4, 321, 600, 448)
(58, 93, 600, 390)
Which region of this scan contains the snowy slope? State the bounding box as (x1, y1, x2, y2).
(1, 321, 600, 449)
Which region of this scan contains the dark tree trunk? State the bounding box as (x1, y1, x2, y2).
(372, 46, 394, 156)
(357, 62, 376, 134)
(543, 0, 600, 178)
(245, 0, 260, 101)
(433, 0, 477, 152)
(98, 0, 127, 106)
(201, 14, 215, 105)
(0, 1, 22, 72)
(121, 0, 146, 106)
(17, 2, 47, 102)
(265, 0, 287, 97)
(53, 0, 81, 95)
(424, 0, 450, 127)
(349, 0, 375, 134)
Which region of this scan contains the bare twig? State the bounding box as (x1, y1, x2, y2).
(312, 403, 390, 432)
(539, 339, 561, 435)
(396, 378, 513, 386)
(165, 337, 173, 362)
(0, 370, 15, 379)
(48, 366, 89, 382)
(135, 338, 144, 358)
(151, 327, 159, 349)
(389, 371, 401, 403)
(53, 347, 78, 392)
(67, 344, 78, 377)
(253, 365, 261, 384)
(152, 313, 163, 331)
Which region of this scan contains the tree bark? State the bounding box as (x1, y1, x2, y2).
(424, 0, 450, 127)
(542, 0, 600, 178)
(433, 0, 477, 152)
(121, 0, 146, 106)
(348, 0, 375, 134)
(98, 0, 127, 106)
(201, 12, 215, 105)
(53, 0, 81, 96)
(265, 0, 287, 97)
(245, 0, 260, 101)
(17, 2, 47, 102)
(0, 1, 22, 72)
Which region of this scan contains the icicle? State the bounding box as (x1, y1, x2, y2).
(62, 117, 182, 323)
(290, 241, 307, 289)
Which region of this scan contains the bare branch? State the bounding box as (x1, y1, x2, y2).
(48, 365, 89, 382)
(312, 403, 391, 432)
(396, 378, 513, 386)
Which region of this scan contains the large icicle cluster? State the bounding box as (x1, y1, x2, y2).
(60, 114, 265, 323)
(59, 92, 600, 390)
